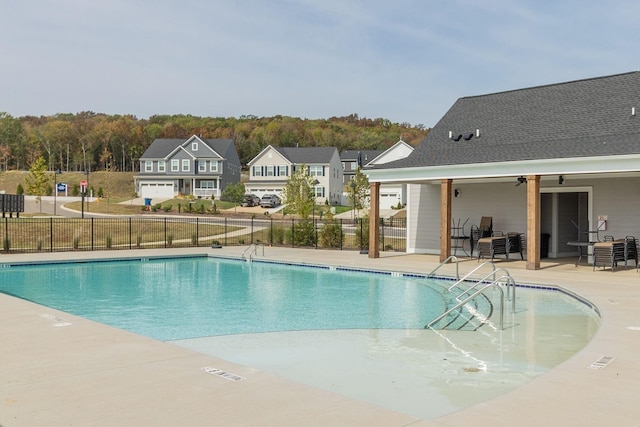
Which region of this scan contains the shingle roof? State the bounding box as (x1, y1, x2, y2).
(386, 71, 640, 169)
(340, 150, 383, 163)
(273, 146, 337, 164)
(140, 137, 235, 160)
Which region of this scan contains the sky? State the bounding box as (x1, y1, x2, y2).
(1, 0, 638, 127)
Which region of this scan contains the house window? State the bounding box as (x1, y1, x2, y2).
(199, 181, 217, 189)
(278, 165, 288, 176)
(171, 160, 179, 172)
(182, 159, 190, 172)
(192, 142, 198, 151)
(158, 161, 165, 172)
(313, 186, 325, 197)
(252, 166, 263, 177)
(198, 161, 206, 172)
(144, 161, 153, 172)
(210, 161, 218, 172)
(266, 165, 275, 176)
(308, 165, 324, 177)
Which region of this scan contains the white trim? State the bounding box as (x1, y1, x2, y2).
(366, 154, 640, 183)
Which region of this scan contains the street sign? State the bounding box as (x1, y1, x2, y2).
(80, 179, 87, 187)
(57, 183, 67, 192)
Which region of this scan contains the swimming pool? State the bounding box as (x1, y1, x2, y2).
(0, 255, 600, 419)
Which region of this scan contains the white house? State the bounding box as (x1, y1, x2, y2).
(364, 139, 414, 209)
(245, 145, 343, 205)
(135, 135, 241, 199)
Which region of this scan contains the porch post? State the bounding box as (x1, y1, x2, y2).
(526, 175, 541, 270)
(368, 182, 380, 258)
(440, 179, 452, 262)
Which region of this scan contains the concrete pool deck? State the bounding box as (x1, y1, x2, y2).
(1, 247, 639, 426)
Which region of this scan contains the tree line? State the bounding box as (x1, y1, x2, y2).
(0, 112, 429, 174)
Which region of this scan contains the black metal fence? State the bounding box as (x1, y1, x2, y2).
(0, 216, 406, 254)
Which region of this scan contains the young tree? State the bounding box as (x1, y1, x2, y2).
(222, 182, 245, 210)
(24, 156, 50, 213)
(282, 164, 316, 219)
(348, 167, 370, 218)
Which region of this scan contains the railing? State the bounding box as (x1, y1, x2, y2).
(0, 216, 406, 254)
(447, 261, 496, 292)
(426, 264, 517, 331)
(427, 255, 460, 280)
(426, 280, 507, 330)
(241, 243, 265, 262)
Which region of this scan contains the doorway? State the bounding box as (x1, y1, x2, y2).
(540, 187, 591, 258)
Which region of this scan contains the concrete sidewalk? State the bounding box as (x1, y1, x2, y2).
(1, 247, 640, 426)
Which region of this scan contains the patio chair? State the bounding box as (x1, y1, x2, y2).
(624, 236, 638, 269)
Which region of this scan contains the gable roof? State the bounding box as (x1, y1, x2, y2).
(386, 71, 640, 170)
(340, 150, 384, 165)
(272, 146, 338, 164)
(140, 136, 236, 162)
(366, 140, 413, 166)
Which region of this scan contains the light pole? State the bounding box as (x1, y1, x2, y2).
(53, 169, 60, 215)
(350, 180, 356, 221)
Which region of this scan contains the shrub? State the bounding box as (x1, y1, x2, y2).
(162, 204, 172, 212)
(16, 183, 24, 195)
(166, 234, 173, 246)
(319, 214, 343, 248)
(292, 219, 316, 247)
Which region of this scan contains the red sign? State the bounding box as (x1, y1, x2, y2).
(80, 179, 87, 187)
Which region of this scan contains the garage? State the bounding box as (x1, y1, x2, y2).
(139, 181, 174, 199)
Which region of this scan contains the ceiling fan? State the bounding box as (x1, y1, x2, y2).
(515, 176, 527, 186)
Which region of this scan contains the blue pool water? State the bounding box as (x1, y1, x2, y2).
(0, 255, 601, 420)
(0, 256, 451, 340)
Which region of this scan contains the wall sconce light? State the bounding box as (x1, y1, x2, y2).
(454, 189, 460, 197)
(516, 176, 527, 186)
(559, 175, 564, 185)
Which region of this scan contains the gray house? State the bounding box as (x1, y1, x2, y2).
(366, 71, 640, 270)
(135, 135, 241, 199)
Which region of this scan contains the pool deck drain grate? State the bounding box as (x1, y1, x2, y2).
(201, 366, 245, 381)
(589, 356, 614, 369)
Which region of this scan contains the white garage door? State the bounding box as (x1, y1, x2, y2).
(140, 182, 174, 198)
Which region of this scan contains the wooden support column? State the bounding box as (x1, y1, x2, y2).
(368, 182, 380, 258)
(440, 179, 452, 262)
(526, 175, 541, 270)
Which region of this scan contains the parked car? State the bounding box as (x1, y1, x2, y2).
(260, 194, 281, 208)
(241, 194, 260, 207)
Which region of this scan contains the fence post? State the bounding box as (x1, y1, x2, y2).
(291, 218, 295, 247)
(340, 219, 343, 250)
(270, 217, 273, 246)
(164, 217, 167, 248)
(91, 218, 94, 251)
(250, 217, 254, 244)
(50, 217, 54, 252)
(196, 217, 199, 247)
(224, 217, 228, 246)
(129, 217, 132, 249)
(381, 217, 385, 251)
(314, 217, 318, 249)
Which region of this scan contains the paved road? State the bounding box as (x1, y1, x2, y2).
(23, 195, 95, 218)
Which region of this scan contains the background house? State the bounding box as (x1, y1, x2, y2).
(135, 135, 241, 199)
(246, 145, 343, 205)
(366, 72, 640, 268)
(341, 141, 414, 208)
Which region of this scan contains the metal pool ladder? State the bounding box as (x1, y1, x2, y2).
(426, 262, 516, 331)
(241, 243, 265, 262)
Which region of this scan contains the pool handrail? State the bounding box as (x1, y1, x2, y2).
(447, 261, 496, 292)
(242, 243, 265, 262)
(428, 255, 460, 280)
(455, 267, 515, 302)
(426, 276, 510, 330)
